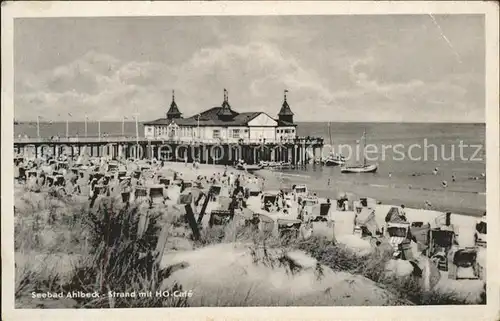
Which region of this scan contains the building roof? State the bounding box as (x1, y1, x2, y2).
(145, 107, 265, 127)
(278, 100, 294, 117)
(145, 107, 297, 127)
(167, 101, 182, 118)
(144, 89, 297, 127)
(218, 100, 234, 117)
(277, 119, 297, 127)
(166, 90, 182, 119)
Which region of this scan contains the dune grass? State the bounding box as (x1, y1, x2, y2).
(14, 192, 484, 307)
(15, 194, 188, 308)
(198, 222, 483, 305)
(293, 237, 483, 305)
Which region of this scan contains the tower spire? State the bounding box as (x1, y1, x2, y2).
(166, 89, 182, 120)
(278, 89, 294, 124)
(219, 87, 233, 119)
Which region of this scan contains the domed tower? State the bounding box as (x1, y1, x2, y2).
(166, 90, 182, 120)
(218, 88, 234, 121)
(278, 89, 294, 124)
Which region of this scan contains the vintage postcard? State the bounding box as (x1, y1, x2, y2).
(2, 1, 499, 321)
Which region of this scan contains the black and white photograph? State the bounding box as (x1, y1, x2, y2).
(2, 1, 499, 320)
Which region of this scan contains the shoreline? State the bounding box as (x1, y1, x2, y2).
(159, 162, 485, 217)
(253, 169, 485, 217)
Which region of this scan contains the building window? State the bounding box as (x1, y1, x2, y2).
(232, 129, 240, 138)
(285, 129, 291, 134)
(213, 129, 221, 139)
(291, 129, 295, 133)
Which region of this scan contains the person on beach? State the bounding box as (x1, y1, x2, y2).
(38, 172, 46, 187)
(442, 180, 448, 188)
(70, 177, 81, 195)
(89, 180, 99, 208)
(342, 199, 349, 211)
(236, 188, 245, 208)
(399, 205, 407, 220)
(297, 203, 306, 221)
(433, 167, 439, 175)
(14, 162, 20, 182)
(452, 174, 456, 182)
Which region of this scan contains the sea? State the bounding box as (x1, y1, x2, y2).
(14, 121, 486, 214)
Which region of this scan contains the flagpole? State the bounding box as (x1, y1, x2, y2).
(328, 121, 332, 145)
(133, 103, 139, 144)
(131, 113, 139, 144)
(36, 116, 40, 139)
(363, 128, 367, 167)
(197, 114, 200, 140)
(134, 114, 139, 144)
(84, 115, 88, 138)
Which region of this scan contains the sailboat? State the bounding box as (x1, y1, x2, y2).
(324, 122, 346, 166)
(340, 129, 378, 174)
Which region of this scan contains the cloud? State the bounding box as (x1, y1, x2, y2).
(14, 41, 484, 122)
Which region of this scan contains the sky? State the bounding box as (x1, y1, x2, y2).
(14, 15, 485, 122)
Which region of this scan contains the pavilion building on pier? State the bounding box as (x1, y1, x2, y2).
(143, 89, 297, 144)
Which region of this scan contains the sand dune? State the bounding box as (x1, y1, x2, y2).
(159, 243, 405, 306)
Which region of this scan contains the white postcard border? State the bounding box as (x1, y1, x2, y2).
(2, 2, 499, 321)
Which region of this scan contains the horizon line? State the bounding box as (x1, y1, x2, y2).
(14, 119, 486, 124)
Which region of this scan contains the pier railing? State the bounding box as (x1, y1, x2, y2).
(14, 136, 143, 144)
(14, 136, 324, 146)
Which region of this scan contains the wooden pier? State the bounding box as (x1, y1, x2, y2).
(13, 137, 325, 166)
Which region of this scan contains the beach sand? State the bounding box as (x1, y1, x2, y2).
(13, 160, 486, 306)
(255, 169, 485, 217)
(160, 162, 484, 216)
